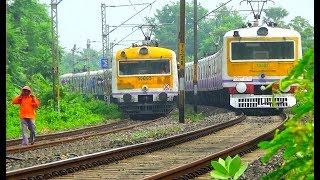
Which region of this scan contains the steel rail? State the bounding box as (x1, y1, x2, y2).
(6, 113, 246, 180)
(6, 119, 158, 153)
(143, 113, 288, 179)
(6, 120, 128, 146)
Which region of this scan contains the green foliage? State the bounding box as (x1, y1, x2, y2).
(258, 47, 314, 179)
(60, 48, 103, 74)
(288, 16, 314, 55)
(263, 7, 289, 27)
(200, 5, 244, 56)
(185, 106, 205, 122)
(7, 0, 52, 84)
(210, 155, 248, 180)
(147, 2, 244, 60)
(148, 1, 211, 57)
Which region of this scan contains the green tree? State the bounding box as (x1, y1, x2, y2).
(288, 16, 314, 54)
(7, 0, 52, 85)
(147, 1, 211, 60)
(6, 10, 28, 85)
(147, 2, 244, 62)
(60, 48, 102, 74)
(262, 7, 289, 27)
(199, 5, 244, 56)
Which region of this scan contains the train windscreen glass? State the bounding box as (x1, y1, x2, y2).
(119, 59, 170, 75)
(231, 41, 294, 60)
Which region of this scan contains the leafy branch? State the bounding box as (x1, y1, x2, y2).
(258, 47, 314, 179)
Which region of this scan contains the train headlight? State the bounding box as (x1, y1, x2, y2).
(159, 92, 168, 102)
(141, 85, 148, 92)
(139, 47, 148, 55)
(257, 27, 268, 36)
(233, 31, 240, 37)
(123, 94, 132, 102)
(260, 85, 266, 91)
(235, 82, 247, 93)
(120, 51, 126, 58)
(281, 86, 291, 93)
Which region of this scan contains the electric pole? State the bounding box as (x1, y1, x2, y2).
(71, 44, 76, 73)
(101, 3, 111, 104)
(86, 39, 90, 72)
(51, 0, 63, 113)
(193, 0, 198, 113)
(178, 0, 185, 123)
(101, 3, 110, 59)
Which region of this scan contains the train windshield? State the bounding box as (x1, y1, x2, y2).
(118, 59, 170, 75)
(231, 41, 295, 61)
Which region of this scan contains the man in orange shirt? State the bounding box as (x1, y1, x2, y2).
(12, 86, 40, 146)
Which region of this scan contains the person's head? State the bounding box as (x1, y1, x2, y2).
(21, 86, 31, 96)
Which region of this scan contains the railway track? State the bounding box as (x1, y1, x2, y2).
(7, 112, 287, 179)
(6, 118, 159, 153)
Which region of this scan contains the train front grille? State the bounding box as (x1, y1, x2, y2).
(138, 95, 153, 103)
(237, 97, 289, 108)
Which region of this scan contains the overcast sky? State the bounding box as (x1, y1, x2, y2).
(39, 0, 314, 55)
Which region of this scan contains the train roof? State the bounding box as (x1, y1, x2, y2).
(60, 73, 73, 78)
(224, 25, 301, 38)
(60, 69, 112, 78)
(115, 46, 175, 60)
(89, 70, 105, 76)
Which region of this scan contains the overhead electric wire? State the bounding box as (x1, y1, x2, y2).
(111, 27, 141, 49)
(105, 3, 151, 7)
(129, 0, 145, 22)
(107, 0, 157, 36)
(198, 0, 234, 22)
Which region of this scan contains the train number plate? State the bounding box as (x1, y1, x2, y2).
(138, 76, 151, 81)
(233, 76, 252, 82)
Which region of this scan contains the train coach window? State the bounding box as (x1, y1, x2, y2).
(231, 41, 295, 61)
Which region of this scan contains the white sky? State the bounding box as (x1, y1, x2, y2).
(39, 0, 314, 55)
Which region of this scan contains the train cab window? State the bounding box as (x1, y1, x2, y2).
(119, 59, 170, 75)
(253, 51, 269, 59)
(231, 41, 295, 61)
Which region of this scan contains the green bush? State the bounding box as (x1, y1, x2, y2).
(258, 47, 314, 179)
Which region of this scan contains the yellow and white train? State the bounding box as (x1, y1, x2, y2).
(59, 43, 179, 118)
(185, 24, 301, 108)
(111, 44, 179, 117)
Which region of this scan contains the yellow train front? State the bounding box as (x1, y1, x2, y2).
(222, 25, 302, 108)
(111, 45, 179, 118)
